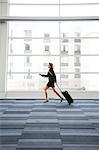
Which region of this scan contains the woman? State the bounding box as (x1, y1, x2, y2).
(39, 63, 63, 103)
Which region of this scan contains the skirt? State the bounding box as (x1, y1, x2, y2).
(47, 82, 55, 88)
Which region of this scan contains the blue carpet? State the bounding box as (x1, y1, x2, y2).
(0, 99, 99, 150)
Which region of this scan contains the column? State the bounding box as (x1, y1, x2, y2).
(0, 0, 9, 98)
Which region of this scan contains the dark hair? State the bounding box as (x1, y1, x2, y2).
(49, 63, 53, 68)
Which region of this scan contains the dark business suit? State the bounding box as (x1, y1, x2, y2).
(41, 68, 56, 87)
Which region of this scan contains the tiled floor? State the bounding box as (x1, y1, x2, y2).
(0, 99, 99, 150)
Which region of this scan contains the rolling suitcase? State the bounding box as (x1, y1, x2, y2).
(48, 71, 73, 105)
(56, 84, 74, 105)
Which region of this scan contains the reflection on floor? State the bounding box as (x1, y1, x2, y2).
(0, 99, 99, 150)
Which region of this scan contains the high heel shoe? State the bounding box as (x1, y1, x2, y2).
(68, 102, 71, 105)
(60, 98, 64, 103)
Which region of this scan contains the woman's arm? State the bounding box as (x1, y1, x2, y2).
(39, 73, 49, 77)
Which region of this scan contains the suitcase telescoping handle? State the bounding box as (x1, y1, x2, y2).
(55, 83, 62, 93)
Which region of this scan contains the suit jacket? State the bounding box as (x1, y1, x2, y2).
(41, 68, 56, 83)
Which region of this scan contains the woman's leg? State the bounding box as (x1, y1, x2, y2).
(52, 87, 63, 99)
(44, 86, 49, 102)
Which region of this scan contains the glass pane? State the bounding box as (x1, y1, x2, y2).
(60, 74, 82, 90)
(60, 5, 99, 16)
(10, 0, 59, 4)
(60, 56, 99, 73)
(8, 39, 60, 55)
(81, 74, 99, 91)
(9, 55, 99, 74)
(81, 56, 99, 72)
(61, 0, 99, 4)
(38, 56, 60, 72)
(8, 56, 25, 72)
(61, 21, 99, 55)
(9, 22, 59, 38)
(9, 5, 59, 17)
(60, 73, 99, 91)
(61, 21, 99, 35)
(60, 39, 76, 55)
(9, 39, 25, 54)
(61, 56, 75, 72)
(7, 74, 40, 91)
(81, 39, 99, 55)
(7, 74, 60, 91)
(31, 39, 60, 55)
(8, 56, 60, 72)
(7, 21, 99, 92)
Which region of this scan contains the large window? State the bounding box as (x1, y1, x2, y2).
(9, 0, 99, 17)
(6, 0, 99, 91)
(7, 21, 99, 91)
